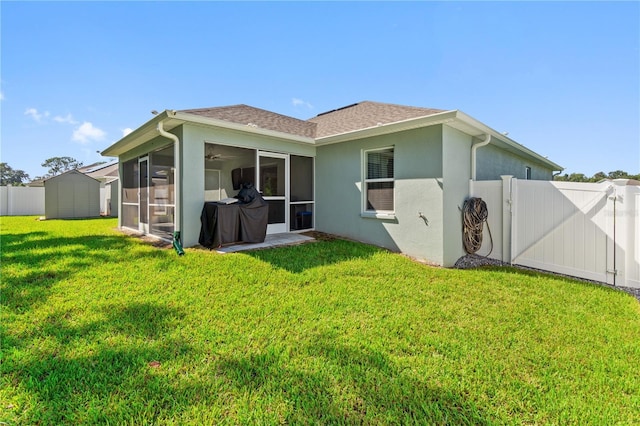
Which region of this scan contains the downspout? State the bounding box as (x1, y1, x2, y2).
(157, 119, 181, 237)
(471, 133, 491, 181)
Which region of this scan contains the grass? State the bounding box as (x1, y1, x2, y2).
(1, 216, 639, 425)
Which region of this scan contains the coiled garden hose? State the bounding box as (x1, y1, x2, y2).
(462, 197, 493, 256)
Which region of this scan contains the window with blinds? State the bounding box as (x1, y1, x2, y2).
(364, 147, 394, 212)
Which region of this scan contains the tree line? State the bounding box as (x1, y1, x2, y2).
(0, 157, 87, 186)
(553, 170, 639, 182)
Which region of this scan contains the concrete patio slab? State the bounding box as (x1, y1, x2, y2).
(215, 232, 314, 253)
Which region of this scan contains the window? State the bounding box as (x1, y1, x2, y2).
(363, 147, 394, 214)
(525, 166, 532, 180)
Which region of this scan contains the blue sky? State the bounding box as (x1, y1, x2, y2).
(1, 1, 638, 179)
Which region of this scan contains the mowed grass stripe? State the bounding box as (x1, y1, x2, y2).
(1, 216, 639, 425)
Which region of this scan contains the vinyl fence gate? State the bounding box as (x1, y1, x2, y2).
(470, 177, 639, 289)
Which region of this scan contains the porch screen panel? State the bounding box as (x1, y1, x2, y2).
(290, 155, 314, 231)
(122, 158, 139, 228)
(290, 155, 313, 202)
(150, 145, 175, 238)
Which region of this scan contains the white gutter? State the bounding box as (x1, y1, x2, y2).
(471, 133, 491, 181)
(157, 119, 181, 234)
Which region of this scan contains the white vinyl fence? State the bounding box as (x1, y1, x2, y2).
(471, 177, 639, 289)
(1, 186, 110, 217)
(0, 185, 45, 216)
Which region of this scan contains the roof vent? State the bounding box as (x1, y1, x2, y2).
(316, 102, 360, 117)
(247, 123, 258, 128)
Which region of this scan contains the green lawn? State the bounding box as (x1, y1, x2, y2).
(1, 216, 639, 425)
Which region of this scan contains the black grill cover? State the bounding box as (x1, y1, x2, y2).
(199, 188, 269, 248)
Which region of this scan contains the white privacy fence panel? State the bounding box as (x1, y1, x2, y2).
(0, 186, 45, 216)
(512, 180, 612, 284)
(618, 186, 640, 287)
(470, 178, 639, 288)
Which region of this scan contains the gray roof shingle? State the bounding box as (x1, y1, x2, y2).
(181, 104, 317, 138)
(180, 101, 445, 139)
(308, 101, 446, 138)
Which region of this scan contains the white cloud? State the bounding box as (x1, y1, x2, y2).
(24, 108, 50, 122)
(53, 113, 78, 124)
(0, 91, 4, 101)
(122, 128, 133, 137)
(292, 98, 313, 109)
(73, 122, 106, 144)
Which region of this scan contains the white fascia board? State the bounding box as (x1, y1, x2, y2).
(172, 111, 316, 145)
(314, 110, 459, 146)
(452, 111, 563, 171)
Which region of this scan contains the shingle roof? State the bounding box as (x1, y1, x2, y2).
(181, 104, 317, 138)
(308, 101, 446, 138)
(180, 101, 446, 139)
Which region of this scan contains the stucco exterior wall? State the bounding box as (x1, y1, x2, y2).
(442, 126, 473, 266)
(44, 172, 100, 219)
(476, 144, 553, 181)
(315, 126, 445, 264)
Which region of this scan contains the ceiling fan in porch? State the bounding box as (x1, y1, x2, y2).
(205, 146, 237, 161)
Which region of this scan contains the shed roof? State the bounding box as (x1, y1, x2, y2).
(44, 169, 100, 184)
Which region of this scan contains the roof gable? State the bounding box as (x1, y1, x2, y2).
(181, 104, 317, 138)
(308, 101, 445, 138)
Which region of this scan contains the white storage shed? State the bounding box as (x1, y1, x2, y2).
(44, 170, 101, 219)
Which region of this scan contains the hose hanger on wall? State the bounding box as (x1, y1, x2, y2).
(462, 197, 493, 256)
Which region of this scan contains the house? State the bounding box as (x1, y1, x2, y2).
(81, 161, 119, 217)
(101, 101, 562, 266)
(44, 170, 101, 219)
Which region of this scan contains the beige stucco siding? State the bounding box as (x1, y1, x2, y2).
(315, 126, 445, 264)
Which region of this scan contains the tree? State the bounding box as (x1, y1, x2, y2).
(41, 156, 83, 178)
(568, 173, 588, 182)
(607, 170, 628, 180)
(553, 169, 640, 182)
(0, 163, 30, 186)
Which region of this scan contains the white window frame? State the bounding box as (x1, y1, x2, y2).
(525, 166, 532, 180)
(361, 146, 395, 219)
